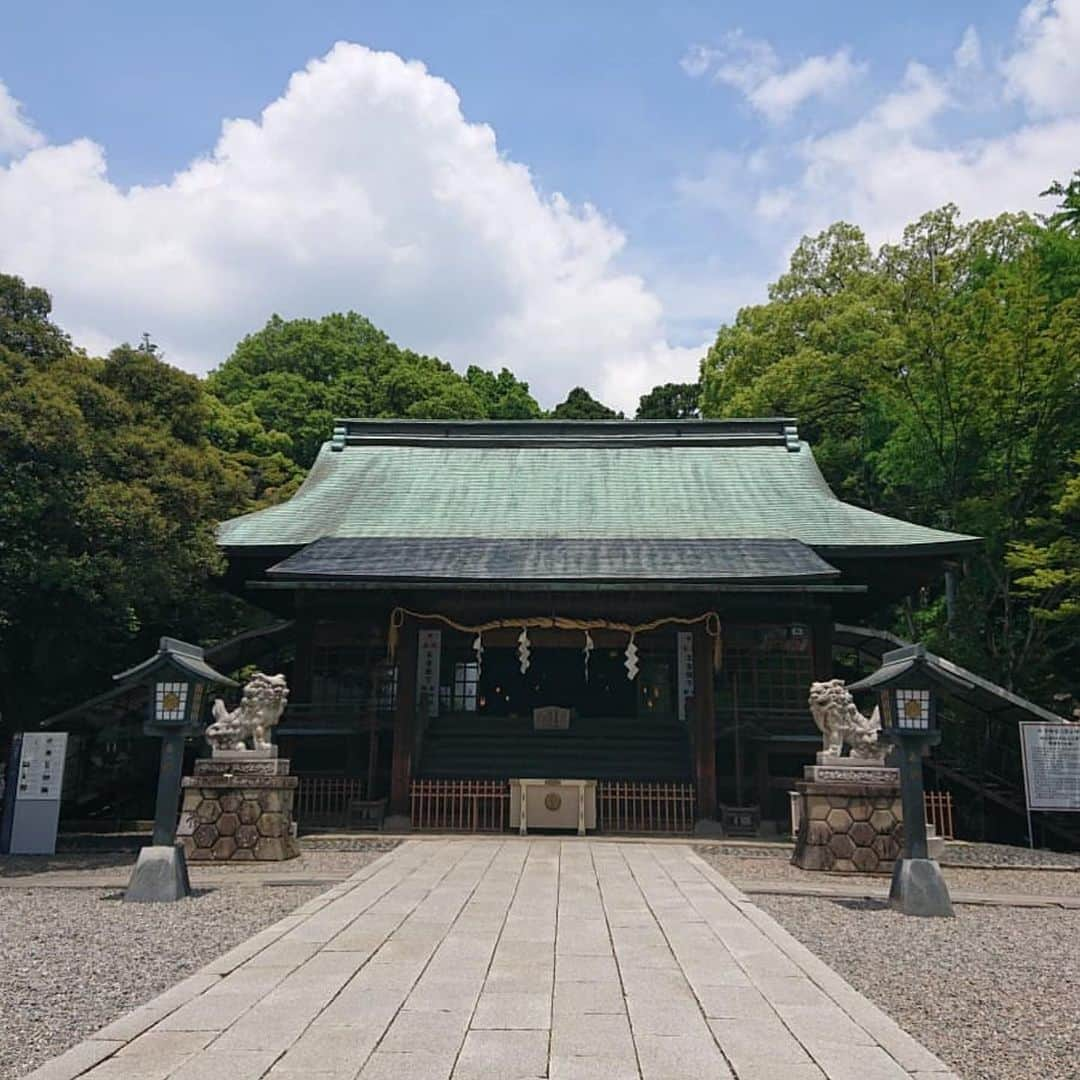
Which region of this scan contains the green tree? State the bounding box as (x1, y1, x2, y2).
(700, 198, 1080, 703)
(636, 382, 701, 420)
(210, 312, 540, 465)
(550, 387, 623, 419)
(0, 279, 260, 727)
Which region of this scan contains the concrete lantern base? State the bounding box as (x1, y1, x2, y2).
(889, 857, 954, 918)
(124, 844, 191, 903)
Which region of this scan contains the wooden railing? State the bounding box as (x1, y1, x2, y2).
(410, 779, 510, 832)
(295, 776, 365, 824)
(924, 789, 955, 840)
(408, 778, 696, 835)
(596, 781, 696, 834)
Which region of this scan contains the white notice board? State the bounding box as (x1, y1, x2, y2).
(16, 732, 68, 802)
(1019, 722, 1080, 812)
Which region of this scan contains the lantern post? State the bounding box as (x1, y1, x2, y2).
(113, 638, 237, 902)
(848, 645, 954, 918)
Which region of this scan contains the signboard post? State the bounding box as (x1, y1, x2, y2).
(1018, 722, 1080, 847)
(0, 732, 69, 855)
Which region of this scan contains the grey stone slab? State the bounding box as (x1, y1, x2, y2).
(626, 994, 708, 1036)
(168, 1049, 280, 1080)
(555, 953, 618, 983)
(551, 1011, 636, 1060)
(695, 984, 776, 1020)
(358, 1050, 456, 1080)
(548, 1055, 641, 1079)
(751, 976, 835, 1008)
(708, 1017, 813, 1071)
(380, 1008, 469, 1056)
(635, 1032, 735, 1079)
(82, 1031, 214, 1080)
(314, 986, 405, 1029)
(452, 1029, 549, 1079)
(736, 1066, 828, 1080)
(777, 1001, 878, 1050)
(406, 976, 485, 1013)
(274, 1024, 383, 1074)
(808, 1043, 912, 1080)
(472, 990, 551, 1030)
(553, 979, 627, 1016)
(91, 972, 222, 1041)
(484, 962, 554, 994)
(22, 1040, 124, 1080)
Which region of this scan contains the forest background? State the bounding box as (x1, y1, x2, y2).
(2, 171, 1078, 734)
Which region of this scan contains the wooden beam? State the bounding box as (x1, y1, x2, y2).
(389, 622, 418, 816)
(693, 626, 717, 821)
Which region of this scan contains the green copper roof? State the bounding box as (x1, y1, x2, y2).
(217, 419, 977, 555)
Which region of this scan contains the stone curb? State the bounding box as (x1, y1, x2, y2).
(685, 849, 960, 1078)
(20, 840, 415, 1080)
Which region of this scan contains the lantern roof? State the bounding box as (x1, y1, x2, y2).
(848, 644, 1066, 724)
(113, 636, 238, 689)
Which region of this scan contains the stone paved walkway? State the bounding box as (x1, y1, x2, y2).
(27, 839, 959, 1080)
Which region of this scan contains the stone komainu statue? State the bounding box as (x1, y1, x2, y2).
(206, 672, 289, 753)
(808, 678, 882, 760)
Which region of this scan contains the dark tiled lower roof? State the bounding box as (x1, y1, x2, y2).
(266, 537, 841, 584)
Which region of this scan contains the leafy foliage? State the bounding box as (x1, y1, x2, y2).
(0, 278, 262, 725)
(550, 386, 623, 419)
(209, 313, 541, 466)
(701, 192, 1080, 704)
(636, 382, 701, 420)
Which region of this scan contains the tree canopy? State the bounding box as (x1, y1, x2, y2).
(550, 386, 623, 419)
(700, 194, 1080, 705)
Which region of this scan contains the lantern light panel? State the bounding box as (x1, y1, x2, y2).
(895, 688, 931, 730)
(155, 681, 190, 723)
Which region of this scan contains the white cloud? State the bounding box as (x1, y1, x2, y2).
(954, 26, 983, 70)
(0, 43, 700, 413)
(752, 42, 1079, 249)
(681, 32, 865, 122)
(1003, 0, 1080, 115)
(0, 79, 42, 156)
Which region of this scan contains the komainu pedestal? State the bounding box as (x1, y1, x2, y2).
(178, 757, 299, 862)
(792, 763, 902, 874)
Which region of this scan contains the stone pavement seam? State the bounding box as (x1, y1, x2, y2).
(20, 838, 431, 1080)
(684, 847, 954, 1076)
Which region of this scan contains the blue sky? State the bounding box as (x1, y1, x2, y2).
(1, 1, 1078, 409)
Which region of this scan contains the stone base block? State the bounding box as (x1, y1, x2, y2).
(791, 781, 903, 874)
(124, 844, 191, 902)
(178, 757, 299, 862)
(890, 857, 954, 917)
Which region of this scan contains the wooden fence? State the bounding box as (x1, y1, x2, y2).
(295, 776, 365, 826)
(596, 781, 696, 834)
(408, 779, 696, 835)
(410, 779, 510, 832)
(924, 789, 955, 840)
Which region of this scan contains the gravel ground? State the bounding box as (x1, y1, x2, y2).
(0, 843, 393, 1079)
(940, 841, 1080, 869)
(695, 848, 1080, 898)
(755, 895, 1080, 1080)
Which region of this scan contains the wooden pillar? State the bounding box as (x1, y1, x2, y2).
(811, 615, 834, 682)
(693, 626, 717, 822)
(388, 621, 418, 818)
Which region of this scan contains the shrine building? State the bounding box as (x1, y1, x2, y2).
(216, 418, 977, 834)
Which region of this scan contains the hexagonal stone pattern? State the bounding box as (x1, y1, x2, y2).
(178, 760, 299, 862)
(792, 788, 903, 875)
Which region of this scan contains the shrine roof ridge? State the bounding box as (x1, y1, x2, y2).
(329, 417, 802, 451)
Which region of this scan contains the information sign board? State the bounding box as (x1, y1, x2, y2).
(1019, 722, 1080, 812)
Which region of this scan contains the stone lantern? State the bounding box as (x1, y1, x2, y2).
(113, 637, 237, 902)
(848, 644, 956, 918)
